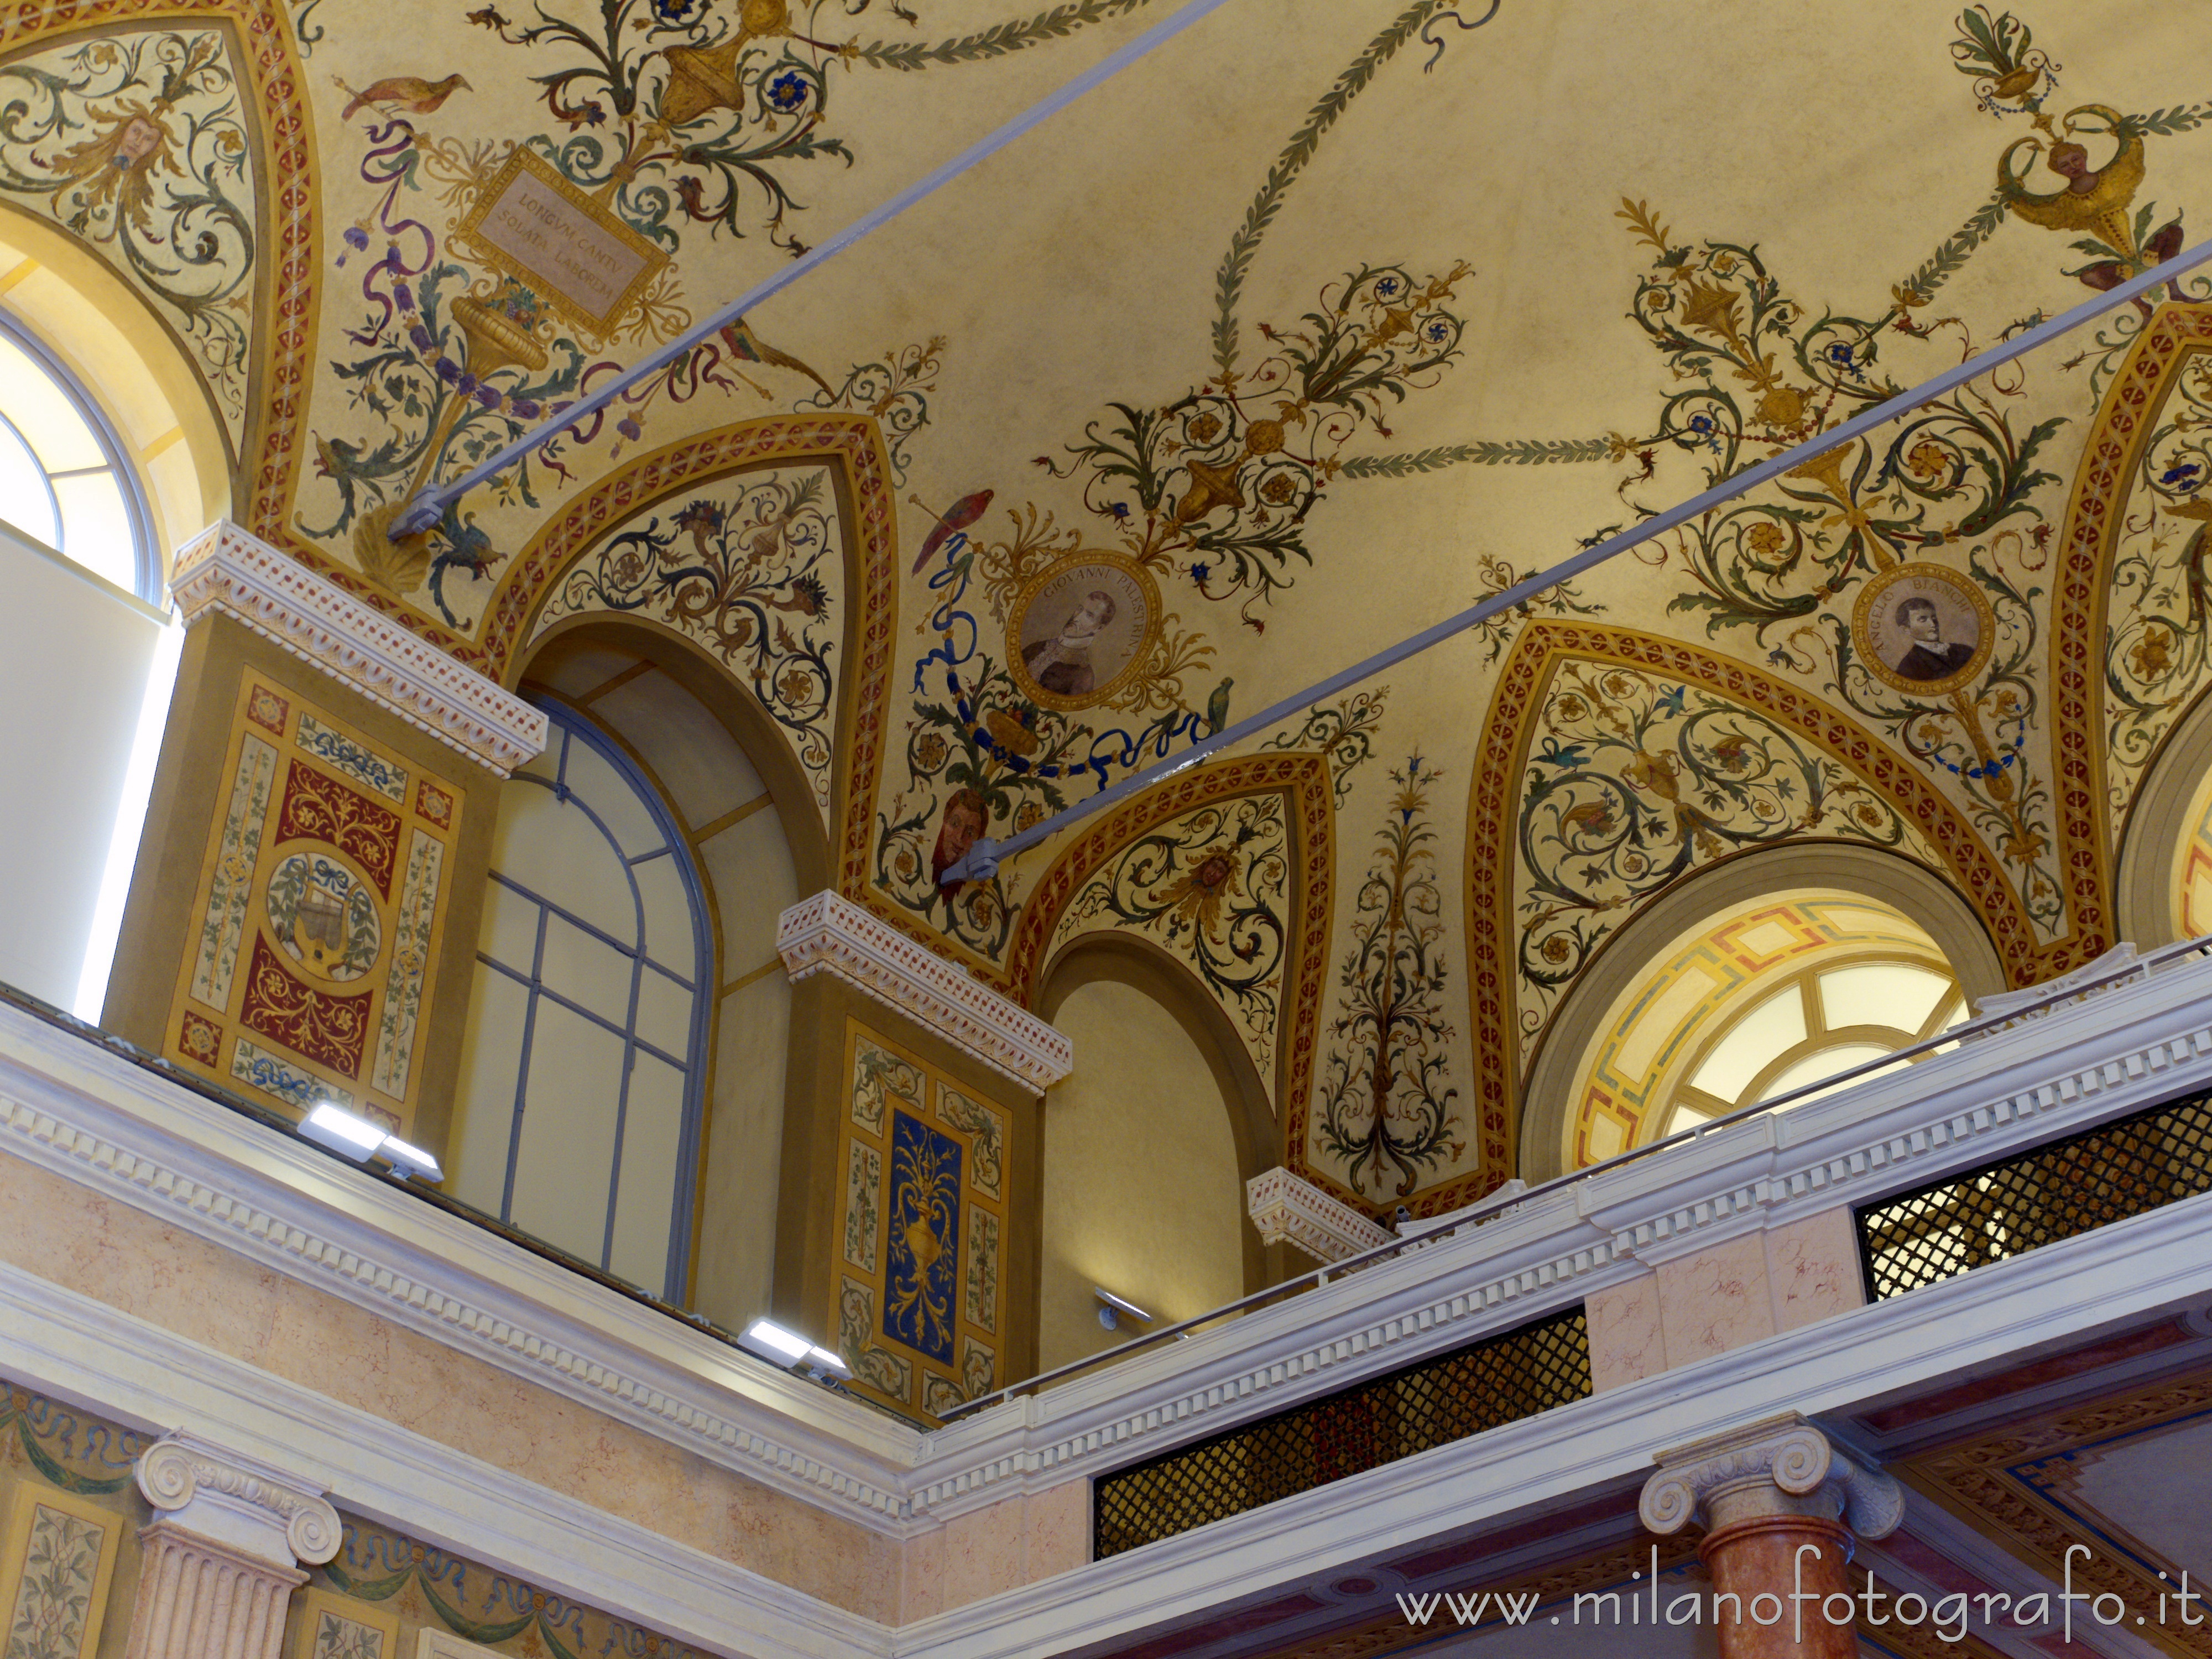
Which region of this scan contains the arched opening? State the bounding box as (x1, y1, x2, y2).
(446, 701, 714, 1300)
(0, 227, 227, 1015)
(2112, 681, 2212, 948)
(1556, 894, 1963, 1172)
(1034, 938, 1272, 1374)
(1518, 845, 2002, 1183)
(446, 622, 816, 1324)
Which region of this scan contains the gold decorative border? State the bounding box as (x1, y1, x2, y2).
(1004, 550, 1163, 712)
(1904, 1370, 2212, 1659)
(1008, 752, 1335, 1187)
(1455, 621, 2036, 1210)
(2054, 302, 2212, 938)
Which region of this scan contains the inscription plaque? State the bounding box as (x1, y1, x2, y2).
(457, 149, 667, 337)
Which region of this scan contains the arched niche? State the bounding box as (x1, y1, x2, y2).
(1519, 843, 2005, 1183)
(445, 615, 820, 1326)
(0, 209, 233, 567)
(2114, 678, 2212, 947)
(1034, 933, 1280, 1373)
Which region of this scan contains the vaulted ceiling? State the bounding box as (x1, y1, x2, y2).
(12, 0, 2212, 1213)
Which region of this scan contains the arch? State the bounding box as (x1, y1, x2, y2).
(1459, 621, 2029, 1210)
(505, 617, 815, 1328)
(2114, 678, 2212, 947)
(446, 699, 714, 1301)
(0, 210, 233, 573)
(1519, 843, 2003, 1183)
(2054, 300, 2212, 960)
(523, 614, 831, 898)
(1037, 930, 1278, 1286)
(1032, 936, 1262, 1373)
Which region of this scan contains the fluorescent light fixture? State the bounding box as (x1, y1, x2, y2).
(1094, 1286, 1155, 1331)
(295, 1100, 446, 1182)
(300, 1101, 384, 1160)
(739, 1319, 814, 1366)
(378, 1135, 444, 1182)
(806, 1345, 852, 1378)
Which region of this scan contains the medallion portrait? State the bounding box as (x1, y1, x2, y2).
(1852, 562, 1993, 696)
(1008, 554, 1157, 709)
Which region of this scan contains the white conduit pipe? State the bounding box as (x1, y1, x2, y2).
(938, 238, 2212, 885)
(389, 0, 1241, 538)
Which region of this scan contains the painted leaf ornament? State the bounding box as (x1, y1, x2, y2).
(912, 489, 993, 573)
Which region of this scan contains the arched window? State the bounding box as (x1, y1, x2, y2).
(448, 702, 712, 1301)
(1562, 896, 1964, 1168)
(0, 310, 155, 599)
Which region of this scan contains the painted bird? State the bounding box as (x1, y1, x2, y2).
(1203, 676, 1234, 738)
(909, 489, 992, 575)
(337, 73, 473, 121)
(719, 317, 833, 400)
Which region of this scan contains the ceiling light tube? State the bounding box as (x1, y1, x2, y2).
(299, 1102, 385, 1161)
(738, 1319, 815, 1368)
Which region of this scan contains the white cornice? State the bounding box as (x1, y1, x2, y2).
(169, 521, 546, 776)
(775, 892, 1072, 1092)
(8, 947, 2212, 1556)
(0, 1266, 888, 1659)
(1245, 1166, 1391, 1261)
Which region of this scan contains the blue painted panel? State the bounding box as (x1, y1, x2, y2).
(883, 1109, 962, 1364)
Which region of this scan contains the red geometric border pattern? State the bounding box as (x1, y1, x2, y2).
(1446, 620, 2041, 1212)
(2051, 302, 2212, 943)
(1, 0, 317, 527)
(1009, 753, 1335, 1180)
(467, 413, 902, 875)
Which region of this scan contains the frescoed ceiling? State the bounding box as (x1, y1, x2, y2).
(16, 0, 2212, 1214)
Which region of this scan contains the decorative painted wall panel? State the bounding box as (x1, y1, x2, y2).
(0, 1381, 138, 1659)
(309, 1517, 708, 1659)
(831, 1021, 1009, 1420)
(293, 1589, 399, 1659)
(167, 672, 464, 1134)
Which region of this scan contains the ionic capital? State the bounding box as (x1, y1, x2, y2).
(1639, 1413, 1903, 1541)
(135, 1432, 342, 1569)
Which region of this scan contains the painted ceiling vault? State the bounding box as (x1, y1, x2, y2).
(18, 0, 2212, 1214)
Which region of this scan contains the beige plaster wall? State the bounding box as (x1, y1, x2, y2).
(1037, 977, 1248, 1374)
(0, 1147, 902, 1620)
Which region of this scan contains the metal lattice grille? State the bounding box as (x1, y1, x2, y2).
(1092, 1305, 1590, 1558)
(1858, 1088, 2212, 1300)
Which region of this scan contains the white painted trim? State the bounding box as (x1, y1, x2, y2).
(11, 942, 2212, 1548)
(1245, 1167, 1392, 1261)
(0, 1264, 889, 1659)
(169, 521, 546, 776)
(0, 1001, 921, 1530)
(776, 890, 1072, 1090)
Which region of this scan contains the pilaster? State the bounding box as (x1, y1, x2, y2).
(123, 1433, 341, 1659)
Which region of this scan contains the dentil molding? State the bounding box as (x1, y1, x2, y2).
(1640, 1413, 1904, 1540)
(776, 891, 1072, 1091)
(137, 1430, 342, 1567)
(1245, 1166, 1392, 1261)
(170, 522, 546, 776)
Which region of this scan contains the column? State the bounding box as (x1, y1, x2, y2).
(123, 1432, 342, 1659)
(1640, 1412, 1903, 1659)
